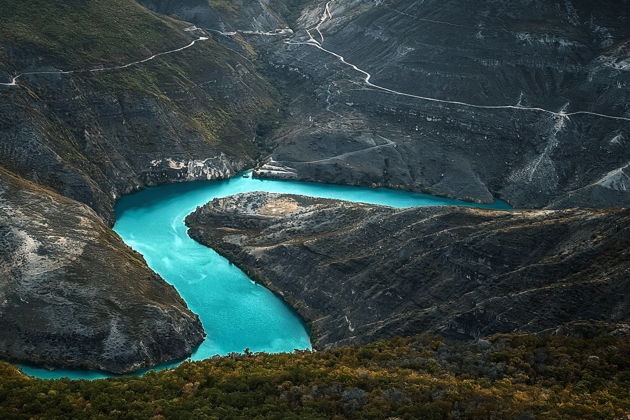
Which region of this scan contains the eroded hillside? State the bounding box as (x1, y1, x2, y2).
(165, 0, 630, 208)
(0, 0, 278, 371)
(187, 192, 630, 348)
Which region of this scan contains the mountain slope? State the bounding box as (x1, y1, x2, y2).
(235, 0, 630, 208)
(0, 168, 204, 373)
(0, 0, 280, 371)
(186, 192, 630, 349)
(0, 0, 278, 223)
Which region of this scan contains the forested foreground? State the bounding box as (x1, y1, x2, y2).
(1, 334, 628, 419)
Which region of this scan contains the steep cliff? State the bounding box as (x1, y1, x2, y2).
(0, 168, 205, 373)
(0, 0, 278, 224)
(187, 192, 630, 349)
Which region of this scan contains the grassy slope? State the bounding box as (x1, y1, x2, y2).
(0, 0, 277, 159)
(0, 334, 628, 419)
(0, 0, 189, 68)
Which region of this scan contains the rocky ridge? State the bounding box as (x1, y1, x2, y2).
(186, 192, 630, 349)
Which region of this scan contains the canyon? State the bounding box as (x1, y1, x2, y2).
(0, 0, 628, 374)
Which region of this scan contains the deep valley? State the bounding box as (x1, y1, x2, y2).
(0, 0, 628, 418)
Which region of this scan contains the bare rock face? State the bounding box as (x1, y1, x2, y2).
(186, 192, 630, 349)
(0, 168, 205, 373)
(223, 0, 630, 209)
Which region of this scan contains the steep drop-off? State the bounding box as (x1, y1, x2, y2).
(187, 192, 630, 349)
(0, 0, 278, 223)
(0, 168, 205, 373)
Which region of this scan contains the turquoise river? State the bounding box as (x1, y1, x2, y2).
(20, 173, 510, 380)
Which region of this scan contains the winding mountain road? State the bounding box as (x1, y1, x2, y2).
(287, 135, 396, 165)
(1, 1, 628, 126)
(290, 0, 630, 123)
(0, 36, 209, 88)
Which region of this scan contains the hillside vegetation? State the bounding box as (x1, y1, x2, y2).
(0, 0, 189, 69)
(0, 334, 628, 419)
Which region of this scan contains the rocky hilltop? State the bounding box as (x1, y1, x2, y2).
(187, 192, 629, 349)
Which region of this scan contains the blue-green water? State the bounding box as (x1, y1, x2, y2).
(19, 173, 510, 380)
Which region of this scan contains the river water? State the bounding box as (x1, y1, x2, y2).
(20, 173, 510, 379)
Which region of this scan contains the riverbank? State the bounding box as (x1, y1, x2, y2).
(186, 192, 630, 349)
